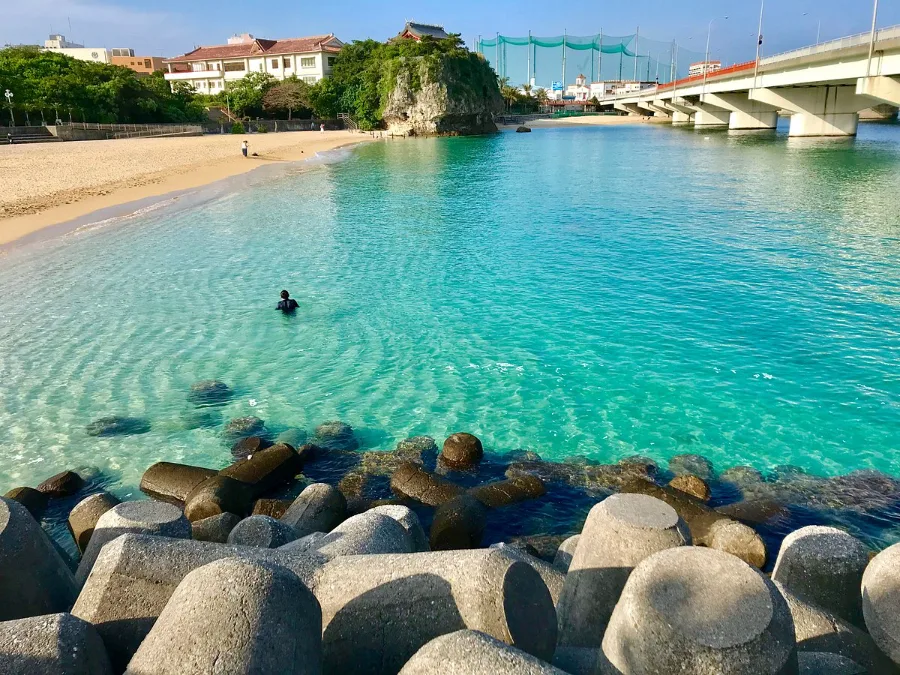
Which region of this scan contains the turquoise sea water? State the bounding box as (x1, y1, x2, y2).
(1, 124, 900, 502)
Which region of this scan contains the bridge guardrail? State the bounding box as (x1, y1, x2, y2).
(761, 24, 900, 66)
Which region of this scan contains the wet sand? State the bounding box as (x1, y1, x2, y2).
(0, 131, 374, 246)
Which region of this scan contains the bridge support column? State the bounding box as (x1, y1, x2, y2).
(644, 102, 671, 118)
(660, 100, 693, 125)
(689, 102, 731, 128)
(614, 103, 644, 116)
(750, 86, 874, 137)
(702, 93, 778, 130)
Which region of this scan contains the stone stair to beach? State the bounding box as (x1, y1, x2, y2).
(4, 126, 63, 144)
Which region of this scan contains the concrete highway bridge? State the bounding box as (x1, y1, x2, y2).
(610, 25, 900, 136)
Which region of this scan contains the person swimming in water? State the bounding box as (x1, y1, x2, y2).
(276, 290, 299, 313)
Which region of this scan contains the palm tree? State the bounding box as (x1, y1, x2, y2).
(522, 83, 533, 96)
(533, 87, 549, 103)
(500, 84, 520, 112)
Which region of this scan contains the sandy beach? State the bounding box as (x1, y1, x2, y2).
(0, 131, 374, 246)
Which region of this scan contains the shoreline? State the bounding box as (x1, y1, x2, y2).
(499, 114, 671, 130)
(0, 131, 375, 249)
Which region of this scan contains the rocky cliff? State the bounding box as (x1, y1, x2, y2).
(381, 54, 503, 136)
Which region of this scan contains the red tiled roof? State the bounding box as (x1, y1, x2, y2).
(165, 34, 342, 63)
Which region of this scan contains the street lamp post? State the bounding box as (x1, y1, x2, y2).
(753, 0, 765, 89)
(4, 89, 14, 127)
(867, 0, 880, 77)
(702, 17, 726, 98)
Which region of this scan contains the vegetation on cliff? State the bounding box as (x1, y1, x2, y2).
(309, 35, 502, 130)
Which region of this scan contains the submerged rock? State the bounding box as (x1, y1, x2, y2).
(86, 417, 151, 437)
(515, 126, 532, 133)
(668, 454, 714, 480)
(187, 380, 233, 406)
(313, 421, 359, 451)
(179, 409, 221, 430)
(224, 416, 264, 440)
(275, 428, 308, 448)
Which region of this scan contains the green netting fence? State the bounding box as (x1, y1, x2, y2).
(477, 33, 706, 89)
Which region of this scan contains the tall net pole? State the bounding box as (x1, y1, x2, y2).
(598, 28, 603, 83)
(562, 29, 567, 91)
(633, 26, 640, 81)
(527, 31, 532, 86)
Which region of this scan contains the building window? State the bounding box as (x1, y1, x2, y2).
(271, 59, 279, 69)
(224, 62, 245, 72)
(144, 59, 151, 68)
(300, 57, 315, 68)
(302, 76, 317, 84)
(283, 57, 291, 68)
(328, 57, 336, 67)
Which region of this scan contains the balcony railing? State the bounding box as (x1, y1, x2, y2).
(164, 69, 224, 80)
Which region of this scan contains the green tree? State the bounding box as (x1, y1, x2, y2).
(223, 71, 276, 117)
(0, 46, 206, 124)
(262, 77, 310, 120)
(533, 87, 549, 103)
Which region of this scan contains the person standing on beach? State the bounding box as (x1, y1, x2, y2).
(276, 290, 299, 313)
(320, 123, 325, 133)
(241, 139, 249, 158)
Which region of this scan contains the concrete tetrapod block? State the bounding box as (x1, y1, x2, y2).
(219, 443, 304, 498)
(556, 493, 690, 648)
(292, 511, 414, 559)
(553, 535, 580, 573)
(399, 630, 566, 675)
(776, 581, 896, 675)
(429, 494, 488, 551)
(191, 512, 241, 543)
(0, 612, 113, 675)
(602, 547, 798, 675)
(138, 462, 217, 505)
(124, 558, 321, 675)
(67, 492, 121, 554)
(619, 479, 767, 568)
(3, 486, 50, 519)
(227, 514, 299, 548)
(491, 543, 565, 605)
(281, 483, 347, 537)
(390, 463, 464, 506)
(0, 497, 78, 621)
(862, 542, 900, 666)
(75, 500, 191, 586)
(183, 475, 254, 522)
(72, 534, 326, 672)
(315, 548, 557, 674)
(797, 652, 866, 675)
(368, 504, 429, 552)
(773, 526, 869, 628)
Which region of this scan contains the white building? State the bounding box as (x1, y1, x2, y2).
(163, 33, 343, 94)
(688, 60, 722, 77)
(42, 34, 111, 64)
(561, 76, 655, 102)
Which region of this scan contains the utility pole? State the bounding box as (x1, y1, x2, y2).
(867, 0, 880, 77)
(495, 32, 499, 77)
(562, 29, 567, 92)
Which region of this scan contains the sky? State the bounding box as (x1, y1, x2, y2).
(3, 0, 897, 68)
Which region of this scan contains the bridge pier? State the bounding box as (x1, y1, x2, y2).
(686, 100, 731, 127)
(614, 102, 644, 116)
(750, 86, 874, 137)
(701, 93, 778, 130)
(659, 100, 693, 125)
